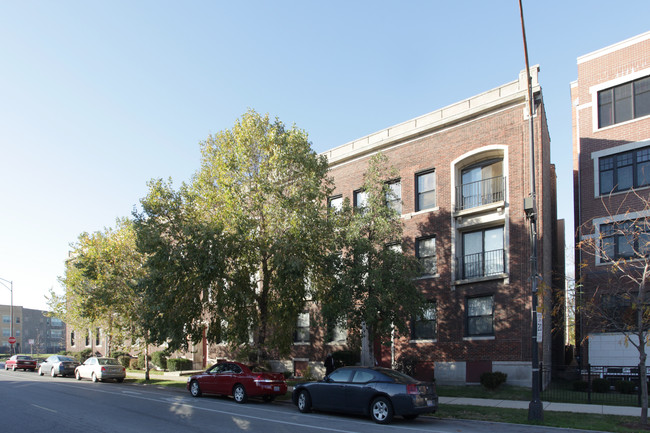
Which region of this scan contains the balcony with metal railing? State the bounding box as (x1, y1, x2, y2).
(455, 176, 505, 212)
(456, 249, 506, 281)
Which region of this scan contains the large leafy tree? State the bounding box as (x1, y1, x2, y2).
(134, 179, 228, 352)
(51, 218, 149, 362)
(187, 109, 333, 358)
(318, 153, 425, 366)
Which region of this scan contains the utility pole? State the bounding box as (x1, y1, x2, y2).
(518, 0, 544, 422)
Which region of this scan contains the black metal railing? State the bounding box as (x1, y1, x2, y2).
(456, 249, 505, 280)
(456, 176, 505, 211)
(540, 364, 647, 407)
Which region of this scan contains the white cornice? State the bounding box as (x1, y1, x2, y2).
(577, 31, 650, 65)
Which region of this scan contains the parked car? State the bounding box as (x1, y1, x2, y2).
(292, 366, 438, 424)
(5, 355, 37, 371)
(187, 361, 287, 403)
(75, 357, 126, 383)
(38, 355, 80, 377)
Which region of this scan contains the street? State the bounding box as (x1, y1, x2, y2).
(1, 368, 598, 433)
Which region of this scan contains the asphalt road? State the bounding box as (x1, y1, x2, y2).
(0, 368, 601, 433)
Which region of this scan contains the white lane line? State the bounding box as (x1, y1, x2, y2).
(32, 404, 57, 413)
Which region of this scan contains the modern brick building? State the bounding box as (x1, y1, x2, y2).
(1, 305, 66, 354)
(572, 31, 650, 367)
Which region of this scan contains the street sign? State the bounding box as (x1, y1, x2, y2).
(8, 336, 16, 344)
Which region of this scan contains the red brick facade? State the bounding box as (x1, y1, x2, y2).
(572, 32, 650, 366)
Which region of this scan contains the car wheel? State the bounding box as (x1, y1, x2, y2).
(297, 390, 312, 413)
(233, 384, 247, 404)
(403, 414, 418, 420)
(51, 368, 57, 377)
(75, 370, 82, 380)
(12, 365, 16, 371)
(189, 380, 202, 397)
(38, 367, 43, 376)
(91, 372, 99, 383)
(370, 396, 394, 424)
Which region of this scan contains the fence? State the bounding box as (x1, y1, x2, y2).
(541, 364, 645, 407)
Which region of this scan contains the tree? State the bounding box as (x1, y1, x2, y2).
(187, 109, 333, 359)
(577, 190, 650, 424)
(317, 152, 426, 366)
(134, 179, 228, 352)
(51, 218, 153, 378)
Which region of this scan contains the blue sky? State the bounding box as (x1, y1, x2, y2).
(1, 1, 648, 311)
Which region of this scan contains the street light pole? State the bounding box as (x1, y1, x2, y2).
(0, 277, 14, 355)
(518, 0, 543, 422)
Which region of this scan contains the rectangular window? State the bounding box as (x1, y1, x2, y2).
(95, 328, 100, 346)
(294, 312, 310, 343)
(328, 195, 343, 213)
(411, 301, 437, 340)
(599, 146, 650, 194)
(2, 315, 9, 324)
(598, 76, 650, 128)
(460, 226, 504, 279)
(51, 329, 63, 339)
(416, 237, 437, 276)
(416, 170, 436, 211)
(2, 328, 9, 337)
(386, 180, 402, 214)
(457, 159, 504, 211)
(70, 331, 75, 346)
(51, 318, 63, 327)
(326, 319, 347, 344)
(353, 189, 368, 211)
(467, 295, 494, 336)
(601, 219, 650, 261)
(85, 333, 90, 347)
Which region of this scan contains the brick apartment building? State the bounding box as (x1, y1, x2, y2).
(572, 31, 650, 367)
(308, 67, 564, 387)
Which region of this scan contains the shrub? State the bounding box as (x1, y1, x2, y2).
(117, 355, 132, 369)
(168, 358, 193, 372)
(78, 348, 92, 363)
(151, 351, 168, 370)
(480, 371, 507, 390)
(615, 380, 636, 394)
(129, 358, 139, 370)
(572, 380, 588, 392)
(592, 378, 610, 393)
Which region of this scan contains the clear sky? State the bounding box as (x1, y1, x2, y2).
(1, 1, 648, 311)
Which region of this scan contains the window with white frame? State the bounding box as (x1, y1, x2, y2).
(600, 219, 650, 261)
(458, 159, 504, 211)
(294, 312, 310, 343)
(466, 295, 494, 336)
(416, 237, 437, 276)
(598, 75, 650, 128)
(411, 301, 437, 340)
(599, 146, 650, 195)
(416, 170, 436, 211)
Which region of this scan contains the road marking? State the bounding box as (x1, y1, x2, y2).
(32, 404, 57, 413)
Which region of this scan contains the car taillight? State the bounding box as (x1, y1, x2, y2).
(101, 367, 106, 372)
(406, 384, 419, 395)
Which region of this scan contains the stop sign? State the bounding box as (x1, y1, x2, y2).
(8, 336, 16, 344)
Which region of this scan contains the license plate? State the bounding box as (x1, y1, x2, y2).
(274, 386, 280, 391)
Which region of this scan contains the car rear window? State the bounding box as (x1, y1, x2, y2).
(377, 368, 418, 384)
(98, 358, 121, 365)
(59, 357, 77, 362)
(17, 356, 32, 360)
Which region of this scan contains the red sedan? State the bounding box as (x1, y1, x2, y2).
(5, 355, 37, 371)
(187, 361, 287, 403)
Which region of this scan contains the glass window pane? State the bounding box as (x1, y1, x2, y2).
(637, 161, 650, 187)
(463, 231, 483, 256)
(617, 165, 633, 190)
(329, 196, 342, 212)
(599, 89, 613, 127)
(417, 172, 435, 210)
(634, 77, 650, 118)
(614, 83, 633, 123)
(484, 227, 504, 251)
(600, 170, 614, 194)
(419, 190, 436, 210)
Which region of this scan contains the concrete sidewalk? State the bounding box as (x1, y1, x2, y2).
(440, 396, 641, 417)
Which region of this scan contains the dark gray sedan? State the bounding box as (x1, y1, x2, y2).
(38, 355, 80, 377)
(292, 366, 438, 424)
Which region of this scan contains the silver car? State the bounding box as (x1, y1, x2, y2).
(75, 357, 126, 383)
(38, 355, 80, 377)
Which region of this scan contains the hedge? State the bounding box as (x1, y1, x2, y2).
(168, 358, 193, 372)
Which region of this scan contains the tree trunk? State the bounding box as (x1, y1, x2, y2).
(639, 263, 648, 424)
(360, 322, 374, 367)
(144, 338, 150, 381)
